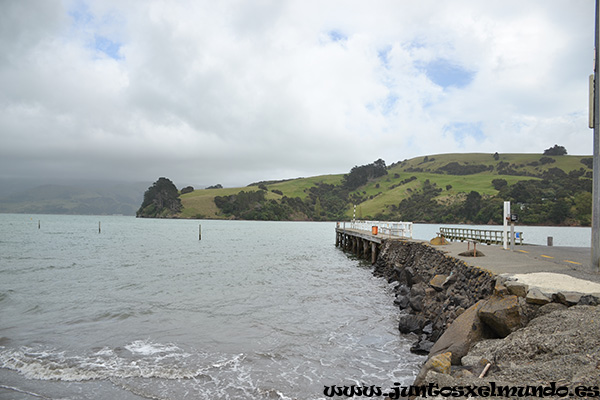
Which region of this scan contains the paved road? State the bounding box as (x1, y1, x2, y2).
(432, 240, 600, 284)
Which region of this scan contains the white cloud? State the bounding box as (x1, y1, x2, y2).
(0, 0, 594, 188)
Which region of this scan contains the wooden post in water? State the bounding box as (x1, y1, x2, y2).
(371, 242, 377, 264)
(99, 221, 101, 234)
(38, 220, 40, 229)
(199, 224, 202, 240)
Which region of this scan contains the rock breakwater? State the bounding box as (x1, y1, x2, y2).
(370, 240, 600, 397)
(373, 240, 496, 355)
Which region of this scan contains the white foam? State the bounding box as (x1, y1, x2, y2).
(93, 347, 115, 357)
(124, 340, 181, 356)
(0, 344, 258, 386)
(0, 344, 202, 381)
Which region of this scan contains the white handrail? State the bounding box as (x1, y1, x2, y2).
(348, 220, 413, 239)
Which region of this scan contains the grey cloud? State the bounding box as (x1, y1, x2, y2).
(0, 0, 594, 188)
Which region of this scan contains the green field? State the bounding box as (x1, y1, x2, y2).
(178, 152, 593, 222)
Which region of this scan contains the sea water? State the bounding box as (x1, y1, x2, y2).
(0, 215, 424, 400)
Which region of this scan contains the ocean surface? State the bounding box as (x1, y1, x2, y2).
(0, 215, 424, 400)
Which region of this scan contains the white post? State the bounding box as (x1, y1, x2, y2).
(503, 201, 510, 250)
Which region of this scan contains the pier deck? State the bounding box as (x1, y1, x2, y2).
(336, 224, 600, 289)
(335, 221, 413, 264)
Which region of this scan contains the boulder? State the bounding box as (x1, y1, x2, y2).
(478, 295, 525, 338)
(579, 294, 600, 306)
(430, 274, 448, 291)
(414, 352, 452, 386)
(428, 300, 491, 365)
(526, 287, 551, 305)
(398, 314, 426, 334)
(430, 236, 449, 245)
(409, 295, 424, 312)
(443, 272, 458, 287)
(410, 336, 435, 355)
(393, 295, 410, 309)
(494, 282, 510, 296)
(505, 280, 529, 298)
(397, 266, 420, 286)
(553, 291, 582, 306)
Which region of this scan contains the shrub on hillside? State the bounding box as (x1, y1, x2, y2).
(543, 144, 567, 156)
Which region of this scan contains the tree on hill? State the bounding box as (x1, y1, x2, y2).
(137, 177, 182, 218)
(181, 186, 194, 194)
(342, 159, 387, 190)
(543, 145, 567, 156)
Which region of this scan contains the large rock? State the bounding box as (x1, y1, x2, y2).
(430, 236, 449, 245)
(428, 300, 492, 365)
(478, 294, 525, 338)
(410, 335, 435, 355)
(430, 274, 448, 291)
(526, 287, 551, 305)
(398, 313, 427, 334)
(504, 280, 529, 298)
(413, 351, 451, 386)
(579, 294, 600, 306)
(432, 306, 600, 393)
(553, 291, 582, 306)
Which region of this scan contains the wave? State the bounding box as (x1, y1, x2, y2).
(0, 343, 307, 399)
(0, 340, 239, 382)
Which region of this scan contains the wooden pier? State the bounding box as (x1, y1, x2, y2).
(335, 221, 413, 263)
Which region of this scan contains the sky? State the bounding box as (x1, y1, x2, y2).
(0, 0, 595, 189)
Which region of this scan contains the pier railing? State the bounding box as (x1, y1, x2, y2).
(439, 227, 523, 245)
(341, 220, 413, 239)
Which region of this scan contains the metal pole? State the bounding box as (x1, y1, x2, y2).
(593, 0, 600, 272)
(503, 201, 510, 250)
(510, 223, 515, 252)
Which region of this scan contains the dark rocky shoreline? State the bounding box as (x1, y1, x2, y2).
(370, 240, 600, 399)
(373, 241, 497, 356)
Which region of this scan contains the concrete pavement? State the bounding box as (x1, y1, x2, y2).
(426, 240, 600, 294)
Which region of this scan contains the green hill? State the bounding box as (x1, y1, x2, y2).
(177, 152, 594, 226)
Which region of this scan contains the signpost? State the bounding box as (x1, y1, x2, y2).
(593, 0, 600, 272)
(503, 201, 510, 250)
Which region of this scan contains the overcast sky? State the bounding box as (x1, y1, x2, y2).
(0, 0, 595, 188)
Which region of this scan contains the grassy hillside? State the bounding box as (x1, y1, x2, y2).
(179, 174, 344, 219)
(178, 152, 593, 225)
